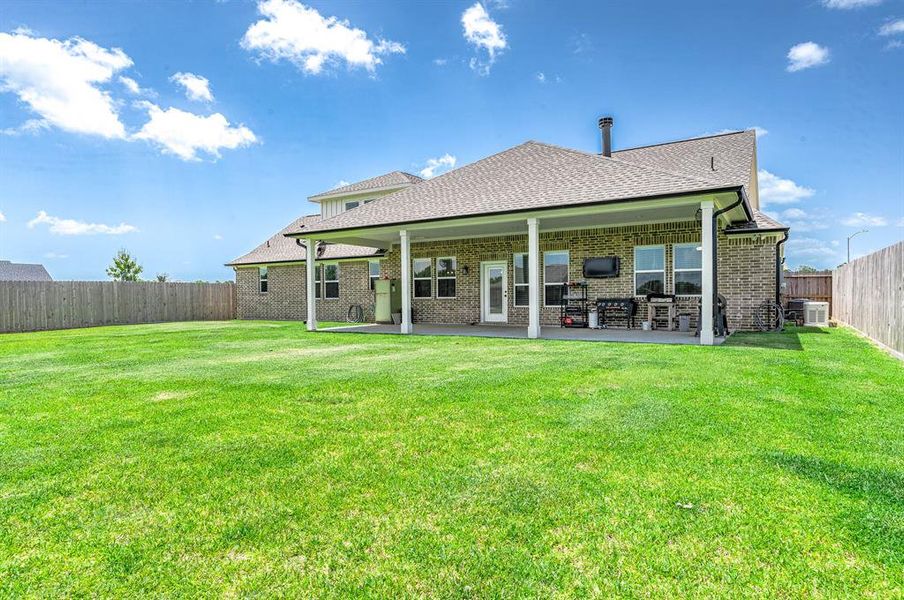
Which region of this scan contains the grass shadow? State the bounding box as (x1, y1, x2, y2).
(723, 329, 805, 351)
(767, 451, 903, 564)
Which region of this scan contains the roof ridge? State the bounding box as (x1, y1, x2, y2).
(612, 129, 753, 154)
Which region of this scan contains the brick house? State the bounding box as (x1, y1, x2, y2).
(229, 120, 789, 345)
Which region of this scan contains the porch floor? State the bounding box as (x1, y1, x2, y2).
(318, 323, 724, 345)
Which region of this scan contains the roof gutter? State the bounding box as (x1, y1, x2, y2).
(775, 231, 789, 308)
(287, 185, 749, 239)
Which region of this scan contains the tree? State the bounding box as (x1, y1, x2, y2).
(796, 265, 819, 273)
(106, 249, 143, 281)
(156, 273, 169, 282)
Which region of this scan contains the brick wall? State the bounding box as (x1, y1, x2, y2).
(235, 222, 780, 331)
(234, 261, 377, 322)
(379, 221, 780, 331)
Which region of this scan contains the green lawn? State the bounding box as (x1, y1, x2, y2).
(1, 322, 902, 597)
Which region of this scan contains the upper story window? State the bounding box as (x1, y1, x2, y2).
(258, 266, 268, 293)
(544, 251, 569, 306)
(673, 243, 703, 295)
(344, 201, 360, 211)
(634, 246, 665, 295)
(436, 257, 456, 298)
(413, 258, 432, 298)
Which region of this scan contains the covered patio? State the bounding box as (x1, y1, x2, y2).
(318, 322, 724, 346)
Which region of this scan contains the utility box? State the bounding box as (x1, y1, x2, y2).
(374, 279, 401, 324)
(803, 301, 829, 327)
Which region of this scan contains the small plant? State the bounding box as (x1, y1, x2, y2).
(106, 249, 143, 281)
(156, 273, 169, 282)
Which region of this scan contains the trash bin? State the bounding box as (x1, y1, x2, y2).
(678, 314, 690, 332)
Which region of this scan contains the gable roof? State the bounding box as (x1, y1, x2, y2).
(309, 171, 423, 201)
(293, 138, 746, 236)
(226, 215, 383, 267)
(0, 260, 52, 281)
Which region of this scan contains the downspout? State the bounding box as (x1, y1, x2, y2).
(775, 231, 789, 307)
(711, 195, 744, 335)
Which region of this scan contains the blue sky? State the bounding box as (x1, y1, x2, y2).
(1, 0, 902, 281)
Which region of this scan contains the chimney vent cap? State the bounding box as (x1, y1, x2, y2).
(598, 116, 614, 128)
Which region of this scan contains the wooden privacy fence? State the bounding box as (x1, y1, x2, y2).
(783, 273, 833, 312)
(0, 281, 236, 334)
(832, 241, 903, 358)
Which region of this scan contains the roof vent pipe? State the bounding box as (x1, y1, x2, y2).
(598, 116, 614, 157)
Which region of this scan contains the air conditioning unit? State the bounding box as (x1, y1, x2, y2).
(803, 301, 829, 327)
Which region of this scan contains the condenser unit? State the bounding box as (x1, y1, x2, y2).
(803, 301, 829, 327)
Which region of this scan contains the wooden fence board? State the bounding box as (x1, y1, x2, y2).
(783, 273, 833, 312)
(832, 241, 903, 357)
(0, 281, 236, 334)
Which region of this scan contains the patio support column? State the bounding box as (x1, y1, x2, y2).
(700, 200, 715, 345)
(400, 229, 413, 334)
(527, 217, 541, 339)
(305, 238, 317, 331)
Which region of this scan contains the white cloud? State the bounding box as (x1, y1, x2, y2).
(766, 207, 829, 232)
(0, 210, 6, 222)
(822, 0, 882, 7)
(0, 118, 50, 136)
(535, 72, 546, 83)
(28, 210, 138, 235)
(170, 72, 213, 102)
(419, 154, 456, 178)
(462, 2, 507, 75)
(119, 76, 140, 94)
(758, 170, 815, 205)
(333, 179, 351, 189)
(711, 126, 768, 138)
(841, 212, 887, 227)
(241, 0, 405, 75)
(213, 234, 223, 240)
(886, 40, 904, 50)
(786, 42, 830, 72)
(433, 58, 448, 66)
(44, 251, 68, 259)
(878, 19, 904, 36)
(0, 30, 131, 138)
(132, 102, 257, 161)
(896, 217, 904, 227)
(786, 237, 841, 267)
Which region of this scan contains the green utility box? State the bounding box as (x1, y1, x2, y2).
(374, 278, 402, 324)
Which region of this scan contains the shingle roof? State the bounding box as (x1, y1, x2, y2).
(0, 260, 52, 281)
(612, 130, 755, 190)
(724, 209, 789, 234)
(226, 215, 384, 267)
(309, 171, 423, 201)
(294, 139, 743, 235)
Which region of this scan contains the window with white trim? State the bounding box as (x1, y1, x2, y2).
(324, 263, 339, 299)
(634, 246, 665, 295)
(314, 264, 322, 299)
(344, 201, 360, 211)
(544, 250, 569, 306)
(513, 253, 529, 307)
(368, 260, 381, 290)
(258, 266, 268, 293)
(673, 243, 703, 295)
(413, 258, 432, 298)
(436, 257, 456, 298)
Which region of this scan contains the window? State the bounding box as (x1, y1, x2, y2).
(324, 264, 339, 299)
(437, 257, 456, 298)
(673, 243, 703, 295)
(258, 266, 268, 293)
(544, 251, 569, 306)
(368, 260, 381, 290)
(344, 201, 360, 211)
(513, 253, 529, 307)
(634, 246, 665, 295)
(413, 258, 432, 298)
(314, 264, 322, 299)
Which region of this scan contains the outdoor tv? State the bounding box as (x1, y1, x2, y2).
(583, 256, 620, 278)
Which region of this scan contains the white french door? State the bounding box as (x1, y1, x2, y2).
(481, 261, 508, 323)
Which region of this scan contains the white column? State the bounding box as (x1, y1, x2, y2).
(400, 229, 412, 334)
(527, 218, 541, 339)
(700, 201, 715, 345)
(305, 238, 317, 331)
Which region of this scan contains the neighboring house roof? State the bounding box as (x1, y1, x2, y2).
(724, 209, 789, 234)
(292, 137, 751, 236)
(0, 260, 53, 281)
(309, 171, 423, 201)
(226, 215, 384, 267)
(612, 130, 755, 190)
